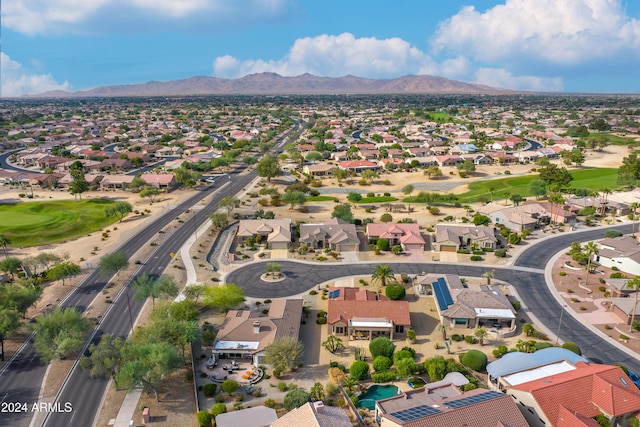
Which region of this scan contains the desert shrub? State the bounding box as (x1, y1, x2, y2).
(264, 398, 276, 408)
(385, 283, 406, 300)
(461, 350, 488, 372)
(561, 342, 582, 355)
(464, 335, 476, 344)
(369, 337, 395, 358)
(492, 345, 509, 358)
(325, 382, 338, 396)
(406, 330, 416, 342)
(197, 410, 212, 427)
(203, 383, 217, 397)
(451, 334, 461, 342)
(210, 403, 227, 417)
(349, 361, 370, 380)
(495, 249, 507, 257)
(371, 370, 398, 383)
(277, 382, 288, 392)
(377, 238, 390, 251)
(373, 356, 393, 372)
(559, 271, 567, 276)
(511, 300, 521, 311)
(457, 249, 471, 254)
(604, 229, 623, 238)
(284, 389, 311, 411)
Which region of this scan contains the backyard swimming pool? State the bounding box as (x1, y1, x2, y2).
(357, 384, 401, 410)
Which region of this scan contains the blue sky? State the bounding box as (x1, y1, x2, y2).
(2, 0, 640, 96)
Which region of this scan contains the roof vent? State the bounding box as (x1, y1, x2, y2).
(253, 321, 261, 334)
(313, 401, 324, 413)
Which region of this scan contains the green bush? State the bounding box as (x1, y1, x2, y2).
(377, 238, 391, 251)
(385, 283, 406, 300)
(210, 403, 227, 417)
(604, 229, 623, 238)
(197, 410, 212, 426)
(284, 389, 311, 411)
(561, 342, 582, 355)
(470, 255, 483, 261)
(492, 345, 509, 358)
(373, 356, 393, 372)
(457, 249, 471, 254)
(371, 370, 398, 383)
(369, 336, 395, 358)
(406, 330, 416, 341)
(495, 249, 507, 257)
(451, 334, 461, 342)
(559, 271, 567, 276)
(349, 361, 370, 380)
(203, 383, 217, 397)
(264, 398, 276, 408)
(393, 349, 414, 363)
(464, 335, 476, 344)
(461, 350, 488, 372)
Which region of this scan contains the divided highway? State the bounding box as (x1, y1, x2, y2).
(0, 121, 302, 427)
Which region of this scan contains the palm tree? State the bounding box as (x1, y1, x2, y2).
(474, 327, 488, 346)
(627, 276, 640, 333)
(583, 241, 599, 286)
(0, 234, 11, 258)
(482, 271, 495, 286)
(371, 264, 396, 289)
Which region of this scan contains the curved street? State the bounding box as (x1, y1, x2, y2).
(226, 223, 640, 374)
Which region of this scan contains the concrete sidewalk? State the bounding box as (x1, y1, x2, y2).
(113, 388, 142, 427)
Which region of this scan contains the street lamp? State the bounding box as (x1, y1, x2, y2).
(556, 304, 568, 344)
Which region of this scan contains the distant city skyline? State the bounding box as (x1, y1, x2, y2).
(2, 0, 640, 97)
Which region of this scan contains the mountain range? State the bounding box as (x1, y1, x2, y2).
(33, 73, 512, 98)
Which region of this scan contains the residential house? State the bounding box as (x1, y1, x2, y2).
(302, 163, 334, 177)
(375, 382, 528, 427)
(99, 158, 133, 171)
(272, 401, 351, 427)
(140, 173, 178, 191)
(327, 287, 411, 340)
(478, 202, 549, 232)
(416, 274, 516, 332)
(473, 154, 493, 165)
(450, 143, 478, 154)
(236, 219, 292, 250)
(359, 149, 380, 160)
(489, 151, 518, 164)
(596, 236, 640, 276)
(433, 224, 497, 252)
(298, 218, 359, 252)
(487, 347, 589, 391)
(609, 296, 640, 325)
(216, 407, 277, 427)
(523, 200, 577, 225)
(212, 299, 302, 366)
(337, 160, 380, 173)
(434, 155, 463, 167)
(99, 175, 135, 190)
(506, 360, 640, 427)
(366, 223, 426, 251)
(603, 278, 637, 298)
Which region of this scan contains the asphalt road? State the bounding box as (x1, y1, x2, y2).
(0, 121, 303, 427)
(226, 223, 640, 373)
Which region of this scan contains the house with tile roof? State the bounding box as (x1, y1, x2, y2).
(298, 218, 360, 252)
(140, 173, 178, 191)
(236, 219, 292, 250)
(272, 401, 351, 427)
(478, 202, 549, 233)
(215, 406, 277, 427)
(375, 383, 528, 427)
(415, 274, 517, 333)
(433, 223, 498, 252)
(302, 163, 334, 177)
(326, 287, 411, 341)
(337, 160, 380, 173)
(212, 299, 303, 366)
(366, 223, 426, 252)
(507, 361, 640, 427)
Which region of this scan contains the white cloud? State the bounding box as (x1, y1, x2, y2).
(474, 67, 564, 91)
(432, 0, 640, 65)
(213, 32, 432, 78)
(1, 53, 70, 97)
(3, 0, 296, 35)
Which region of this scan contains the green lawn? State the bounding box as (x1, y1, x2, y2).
(358, 196, 398, 203)
(454, 168, 618, 203)
(305, 195, 337, 202)
(586, 134, 638, 146)
(0, 199, 120, 247)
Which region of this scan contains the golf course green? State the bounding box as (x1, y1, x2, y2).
(0, 199, 120, 247)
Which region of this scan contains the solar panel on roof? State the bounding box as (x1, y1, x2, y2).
(390, 405, 441, 421)
(438, 277, 454, 305)
(328, 290, 340, 299)
(443, 391, 503, 409)
(433, 281, 448, 311)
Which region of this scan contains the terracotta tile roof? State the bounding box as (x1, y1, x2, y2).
(327, 288, 410, 326)
(511, 362, 640, 425)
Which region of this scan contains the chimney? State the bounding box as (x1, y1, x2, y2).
(313, 401, 324, 413)
(253, 321, 261, 334)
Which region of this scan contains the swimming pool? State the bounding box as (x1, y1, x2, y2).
(357, 384, 400, 410)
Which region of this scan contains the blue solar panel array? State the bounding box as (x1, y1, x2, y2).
(328, 289, 340, 299)
(432, 278, 454, 311)
(390, 405, 441, 422)
(443, 391, 503, 409)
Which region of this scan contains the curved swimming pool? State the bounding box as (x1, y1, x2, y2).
(357, 384, 400, 410)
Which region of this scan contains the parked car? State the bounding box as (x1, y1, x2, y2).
(627, 369, 640, 389)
